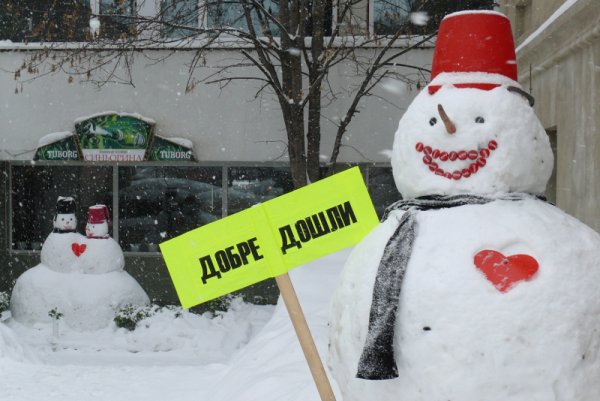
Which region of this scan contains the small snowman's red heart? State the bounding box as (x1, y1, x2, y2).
(474, 250, 539, 293)
(72, 243, 87, 257)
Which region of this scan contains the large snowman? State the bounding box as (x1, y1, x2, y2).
(330, 11, 600, 401)
(11, 200, 149, 331)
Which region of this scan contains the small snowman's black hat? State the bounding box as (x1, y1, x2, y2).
(56, 196, 77, 214)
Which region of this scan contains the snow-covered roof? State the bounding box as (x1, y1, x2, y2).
(156, 136, 193, 150)
(37, 132, 73, 148)
(73, 111, 156, 125)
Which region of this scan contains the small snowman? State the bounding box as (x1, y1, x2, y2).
(11, 203, 149, 331)
(78, 204, 125, 274)
(40, 196, 87, 273)
(85, 204, 110, 238)
(330, 11, 600, 401)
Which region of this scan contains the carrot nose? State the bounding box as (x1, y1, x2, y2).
(437, 104, 456, 134)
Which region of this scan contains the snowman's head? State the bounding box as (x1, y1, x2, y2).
(86, 221, 109, 238)
(390, 10, 554, 199)
(391, 83, 553, 198)
(53, 196, 78, 232)
(86, 204, 110, 239)
(53, 213, 77, 231)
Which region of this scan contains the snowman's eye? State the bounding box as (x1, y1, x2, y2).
(429, 117, 437, 126)
(61, 218, 64, 221)
(475, 116, 485, 124)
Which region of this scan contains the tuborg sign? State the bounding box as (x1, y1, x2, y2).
(34, 112, 195, 162)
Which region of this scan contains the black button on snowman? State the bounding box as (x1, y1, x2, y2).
(329, 11, 600, 401)
(11, 197, 149, 331)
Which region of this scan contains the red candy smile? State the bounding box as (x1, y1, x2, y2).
(415, 140, 498, 180)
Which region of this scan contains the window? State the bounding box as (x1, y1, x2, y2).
(207, 0, 281, 36)
(373, 0, 411, 35)
(227, 167, 294, 216)
(0, 0, 91, 42)
(0, 0, 495, 43)
(371, 0, 496, 36)
(118, 166, 222, 251)
(207, 0, 332, 37)
(99, 0, 136, 39)
(367, 166, 401, 218)
(10, 163, 394, 253)
(162, 0, 202, 39)
(0, 0, 138, 42)
(11, 165, 112, 250)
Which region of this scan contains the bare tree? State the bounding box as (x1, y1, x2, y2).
(2, 0, 491, 188)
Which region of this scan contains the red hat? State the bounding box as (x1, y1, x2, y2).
(87, 204, 110, 225)
(428, 11, 518, 94)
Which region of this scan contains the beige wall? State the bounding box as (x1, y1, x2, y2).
(501, 0, 600, 231)
(503, 0, 567, 39)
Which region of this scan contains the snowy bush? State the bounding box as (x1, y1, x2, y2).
(114, 304, 155, 331)
(114, 296, 256, 331)
(114, 304, 183, 331)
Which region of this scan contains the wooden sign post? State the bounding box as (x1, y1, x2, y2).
(276, 273, 337, 401)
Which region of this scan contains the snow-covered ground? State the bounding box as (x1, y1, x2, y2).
(0, 250, 348, 401)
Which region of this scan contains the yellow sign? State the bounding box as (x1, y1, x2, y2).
(160, 167, 379, 308)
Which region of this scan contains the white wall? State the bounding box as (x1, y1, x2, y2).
(0, 46, 433, 163)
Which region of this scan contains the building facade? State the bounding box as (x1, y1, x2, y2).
(500, 0, 600, 231)
(0, 1, 437, 306)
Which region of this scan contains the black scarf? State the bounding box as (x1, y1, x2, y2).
(356, 193, 544, 380)
(52, 228, 77, 234)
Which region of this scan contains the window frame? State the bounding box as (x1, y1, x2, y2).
(9, 162, 114, 251)
(369, 0, 413, 36)
(97, 0, 138, 39)
(0, 0, 137, 43)
(8, 160, 394, 255)
(161, 0, 207, 39)
(0, 0, 496, 47)
(117, 164, 225, 250)
(156, 0, 424, 44)
(0, 0, 93, 43)
(0, 0, 430, 47)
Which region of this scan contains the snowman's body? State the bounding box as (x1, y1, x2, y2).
(330, 199, 600, 401)
(329, 11, 600, 400)
(40, 231, 86, 273)
(78, 236, 125, 274)
(10, 264, 150, 331)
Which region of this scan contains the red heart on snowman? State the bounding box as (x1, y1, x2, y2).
(474, 250, 539, 293)
(71, 243, 87, 257)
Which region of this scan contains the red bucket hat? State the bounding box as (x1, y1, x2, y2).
(87, 204, 110, 225)
(428, 11, 518, 94)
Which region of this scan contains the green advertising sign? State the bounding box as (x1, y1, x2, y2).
(33, 113, 197, 162)
(75, 113, 154, 162)
(148, 136, 196, 161)
(34, 133, 80, 161)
